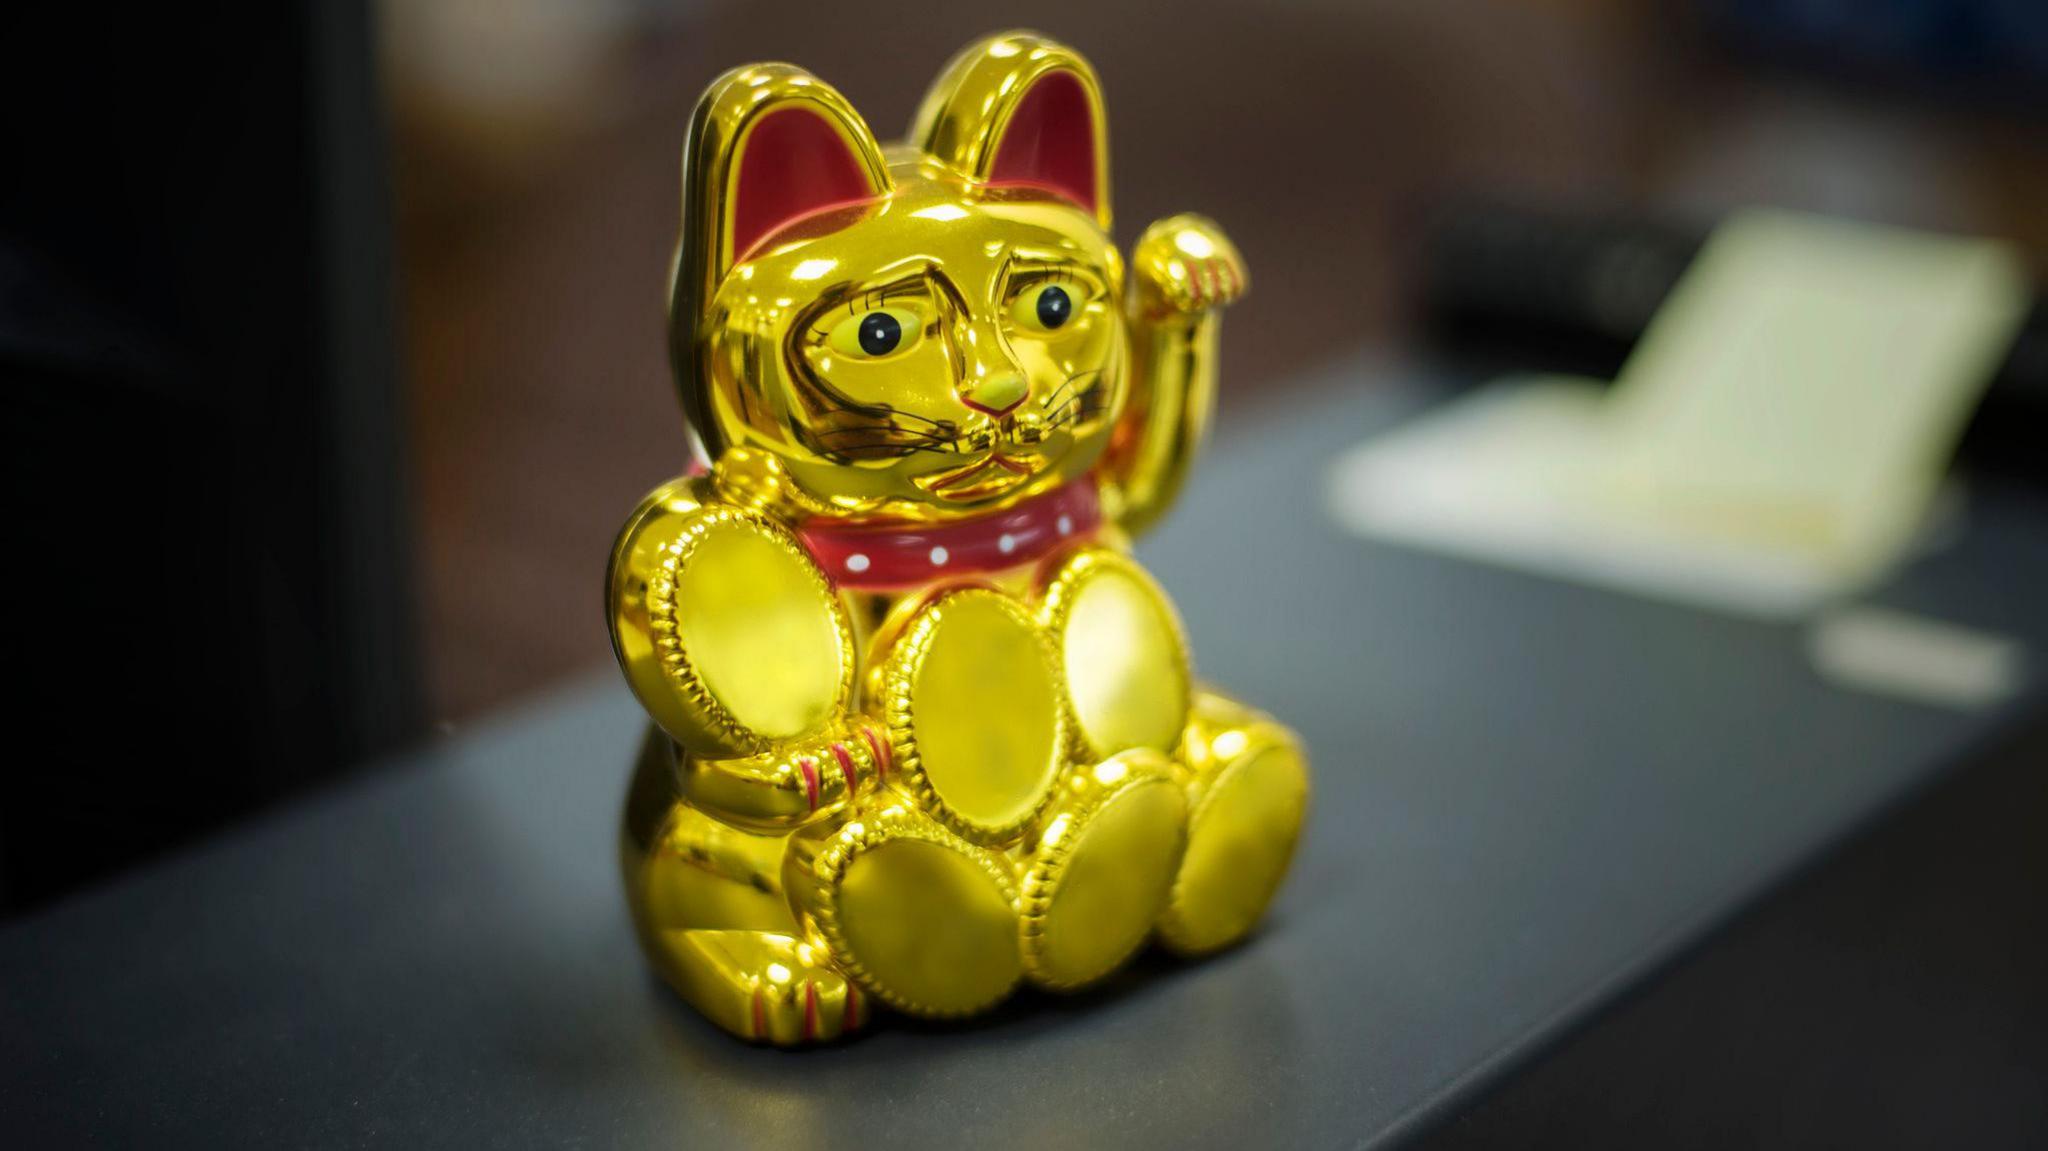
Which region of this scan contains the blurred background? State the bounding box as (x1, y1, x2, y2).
(4, 0, 2044, 910)
(390, 0, 2047, 719)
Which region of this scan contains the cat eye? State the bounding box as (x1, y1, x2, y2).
(1011, 283, 1079, 333)
(826, 306, 923, 359)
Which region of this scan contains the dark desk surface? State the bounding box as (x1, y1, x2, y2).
(6, 357, 2046, 1148)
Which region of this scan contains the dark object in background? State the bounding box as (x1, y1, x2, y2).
(1695, 0, 2048, 96)
(0, 4, 417, 912)
(1421, 203, 2048, 484)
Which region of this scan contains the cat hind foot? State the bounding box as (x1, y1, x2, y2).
(1156, 693, 1310, 955)
(786, 802, 1024, 1018)
(1020, 750, 1188, 990)
(645, 928, 868, 1045)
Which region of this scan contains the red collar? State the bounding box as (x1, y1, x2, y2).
(799, 481, 1101, 591)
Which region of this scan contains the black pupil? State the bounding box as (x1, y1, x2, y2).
(858, 312, 902, 356)
(1036, 285, 1072, 329)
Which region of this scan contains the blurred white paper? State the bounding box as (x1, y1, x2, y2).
(1329, 211, 2027, 618)
(1807, 607, 2023, 711)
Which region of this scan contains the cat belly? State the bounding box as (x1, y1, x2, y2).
(843, 538, 1193, 843)
(626, 539, 1303, 1032)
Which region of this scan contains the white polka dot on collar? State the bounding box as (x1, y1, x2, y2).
(998, 533, 1017, 555)
(1056, 515, 1073, 536)
(845, 553, 870, 573)
(929, 546, 949, 566)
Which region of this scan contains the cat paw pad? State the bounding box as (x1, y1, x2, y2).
(1134, 214, 1248, 318)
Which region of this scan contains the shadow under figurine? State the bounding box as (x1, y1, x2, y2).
(608, 30, 1309, 1044)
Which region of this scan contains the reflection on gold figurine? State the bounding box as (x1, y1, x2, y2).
(609, 30, 1308, 1043)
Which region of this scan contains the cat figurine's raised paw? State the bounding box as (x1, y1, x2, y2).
(608, 30, 1308, 1043)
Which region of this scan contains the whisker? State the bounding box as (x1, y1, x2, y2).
(864, 408, 951, 431)
(812, 439, 945, 461)
(819, 444, 915, 457)
(1044, 384, 1113, 431)
(1044, 385, 1096, 421)
(810, 431, 961, 453)
(822, 443, 951, 460)
(812, 424, 950, 443)
(1042, 369, 1102, 411)
(815, 423, 942, 436)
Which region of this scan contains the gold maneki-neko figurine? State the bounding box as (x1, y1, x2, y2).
(609, 30, 1309, 1044)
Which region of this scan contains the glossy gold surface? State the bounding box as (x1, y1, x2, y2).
(1041, 547, 1191, 758)
(791, 801, 1025, 1016)
(883, 589, 1067, 843)
(609, 476, 855, 758)
(610, 31, 1308, 1044)
(1020, 751, 1188, 989)
(1159, 697, 1311, 956)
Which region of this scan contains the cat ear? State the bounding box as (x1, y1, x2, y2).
(670, 65, 890, 457)
(679, 64, 892, 292)
(910, 32, 1111, 232)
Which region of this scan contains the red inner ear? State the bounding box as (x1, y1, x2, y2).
(731, 107, 879, 262)
(989, 70, 1097, 216)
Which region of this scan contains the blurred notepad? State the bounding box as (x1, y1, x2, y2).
(1330, 210, 2027, 618)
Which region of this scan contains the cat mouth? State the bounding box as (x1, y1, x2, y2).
(916, 452, 1043, 501)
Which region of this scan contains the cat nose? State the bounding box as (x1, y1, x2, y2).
(960, 371, 1028, 417)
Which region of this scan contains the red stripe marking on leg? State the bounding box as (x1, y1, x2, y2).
(797, 758, 820, 811)
(844, 984, 861, 1031)
(751, 986, 767, 1040)
(830, 742, 858, 793)
(860, 725, 890, 778)
(802, 982, 819, 1041)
